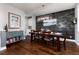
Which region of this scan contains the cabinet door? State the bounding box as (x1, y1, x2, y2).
(1, 31, 6, 47)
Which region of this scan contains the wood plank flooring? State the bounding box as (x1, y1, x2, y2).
(0, 39, 79, 55)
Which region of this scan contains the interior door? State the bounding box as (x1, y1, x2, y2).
(27, 17, 32, 35)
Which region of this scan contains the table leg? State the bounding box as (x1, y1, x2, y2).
(52, 37, 55, 46)
(64, 38, 66, 50)
(18, 36, 21, 41)
(31, 33, 33, 43)
(15, 37, 17, 42)
(8, 39, 11, 44)
(57, 37, 61, 51)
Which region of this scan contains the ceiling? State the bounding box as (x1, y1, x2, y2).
(7, 3, 76, 16)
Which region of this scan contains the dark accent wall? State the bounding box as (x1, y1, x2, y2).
(36, 8, 75, 39)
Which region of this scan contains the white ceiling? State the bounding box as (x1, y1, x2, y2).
(7, 3, 76, 16)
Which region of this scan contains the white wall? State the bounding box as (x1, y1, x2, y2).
(0, 4, 36, 35)
(0, 4, 6, 31)
(1, 4, 27, 35)
(75, 3, 79, 45)
(0, 4, 26, 32)
(26, 16, 36, 35)
(32, 16, 36, 30)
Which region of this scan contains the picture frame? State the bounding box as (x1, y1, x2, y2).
(8, 12, 21, 29)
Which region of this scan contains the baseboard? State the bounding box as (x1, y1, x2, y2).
(67, 39, 79, 46)
(75, 41, 79, 46)
(0, 46, 6, 51)
(65, 39, 79, 46)
(60, 39, 79, 46)
(66, 39, 76, 42)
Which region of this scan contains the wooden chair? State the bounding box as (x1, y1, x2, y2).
(30, 31, 42, 44)
(43, 33, 54, 46)
(54, 36, 66, 50)
(60, 37, 66, 50)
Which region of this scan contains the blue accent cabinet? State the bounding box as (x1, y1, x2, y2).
(0, 31, 6, 48)
(6, 31, 24, 44)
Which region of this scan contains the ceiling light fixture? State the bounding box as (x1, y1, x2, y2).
(41, 4, 45, 8)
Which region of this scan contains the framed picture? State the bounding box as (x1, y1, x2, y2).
(8, 12, 21, 29)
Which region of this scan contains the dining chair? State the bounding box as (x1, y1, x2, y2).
(43, 33, 54, 46)
(54, 34, 67, 50)
(32, 31, 43, 44)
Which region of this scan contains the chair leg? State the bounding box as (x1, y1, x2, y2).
(45, 41, 47, 45)
(63, 41, 66, 50)
(52, 39, 55, 46)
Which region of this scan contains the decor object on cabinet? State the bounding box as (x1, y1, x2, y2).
(8, 12, 21, 29)
(4, 24, 8, 32)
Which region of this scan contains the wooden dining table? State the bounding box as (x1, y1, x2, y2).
(30, 31, 66, 51)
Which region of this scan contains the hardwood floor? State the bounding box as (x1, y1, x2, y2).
(0, 39, 79, 55)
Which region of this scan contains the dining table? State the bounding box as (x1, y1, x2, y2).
(30, 30, 67, 51)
